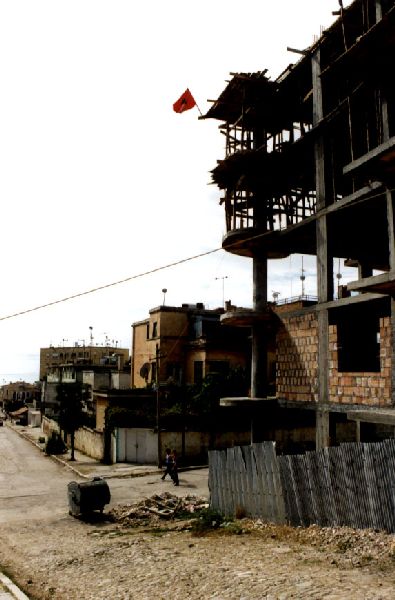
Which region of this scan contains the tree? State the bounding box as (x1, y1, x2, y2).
(56, 382, 89, 461)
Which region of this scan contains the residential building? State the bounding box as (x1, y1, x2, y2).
(204, 0, 395, 450)
(0, 381, 41, 412)
(40, 345, 130, 418)
(39, 344, 130, 380)
(131, 302, 251, 388)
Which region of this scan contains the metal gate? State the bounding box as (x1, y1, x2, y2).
(116, 428, 156, 463)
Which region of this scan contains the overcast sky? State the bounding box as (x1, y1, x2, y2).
(0, 0, 353, 382)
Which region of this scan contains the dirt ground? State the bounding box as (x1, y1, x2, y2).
(1, 494, 395, 600)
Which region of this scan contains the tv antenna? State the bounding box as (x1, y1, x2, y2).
(162, 288, 167, 306)
(300, 256, 306, 297)
(272, 291, 280, 303)
(215, 275, 228, 307)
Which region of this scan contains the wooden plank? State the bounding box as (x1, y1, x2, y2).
(252, 443, 269, 519)
(289, 456, 308, 526)
(208, 450, 219, 511)
(382, 439, 395, 532)
(242, 445, 255, 517)
(343, 134, 395, 175)
(326, 447, 341, 526)
(278, 455, 300, 526)
(218, 450, 229, 516)
(363, 443, 383, 530)
(226, 448, 240, 516)
(268, 443, 286, 523)
(234, 446, 247, 516)
(249, 445, 261, 518)
(342, 443, 365, 529)
(374, 442, 394, 531)
(305, 451, 321, 525)
(316, 449, 334, 526)
(263, 442, 280, 523)
(333, 446, 352, 527)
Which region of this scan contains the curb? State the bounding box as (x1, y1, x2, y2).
(5, 422, 92, 479)
(0, 571, 30, 600)
(5, 422, 208, 480)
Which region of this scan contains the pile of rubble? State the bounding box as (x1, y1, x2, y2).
(247, 519, 395, 567)
(109, 494, 395, 568)
(109, 492, 209, 527)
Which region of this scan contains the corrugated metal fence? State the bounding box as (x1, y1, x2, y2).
(208, 440, 395, 532)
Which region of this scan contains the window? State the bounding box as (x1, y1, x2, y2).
(146, 323, 150, 339)
(206, 361, 230, 377)
(194, 361, 203, 384)
(152, 322, 158, 338)
(166, 363, 182, 384)
(151, 361, 157, 384)
(337, 310, 380, 372)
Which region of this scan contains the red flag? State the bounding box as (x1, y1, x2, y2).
(173, 88, 196, 113)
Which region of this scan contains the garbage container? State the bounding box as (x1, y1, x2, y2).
(67, 477, 111, 517)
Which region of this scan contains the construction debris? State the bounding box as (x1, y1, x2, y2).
(109, 493, 209, 527)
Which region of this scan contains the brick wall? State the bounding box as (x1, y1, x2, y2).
(276, 313, 392, 407)
(328, 317, 392, 406)
(276, 312, 318, 402)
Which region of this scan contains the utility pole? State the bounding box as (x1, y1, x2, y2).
(156, 344, 162, 468)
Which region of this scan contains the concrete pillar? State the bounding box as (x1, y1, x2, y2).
(251, 255, 268, 398)
(316, 409, 330, 449)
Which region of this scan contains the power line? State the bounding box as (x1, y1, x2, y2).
(0, 247, 222, 322)
(0, 182, 390, 323)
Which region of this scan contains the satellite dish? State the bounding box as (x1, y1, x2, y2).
(139, 363, 151, 380)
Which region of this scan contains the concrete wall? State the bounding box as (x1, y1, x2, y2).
(42, 416, 60, 436)
(83, 371, 111, 389)
(42, 416, 104, 460)
(111, 372, 130, 390)
(74, 426, 104, 460)
(116, 428, 251, 464)
(43, 416, 250, 464)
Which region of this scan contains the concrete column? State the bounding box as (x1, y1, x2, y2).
(316, 409, 330, 449)
(312, 47, 332, 449)
(251, 255, 268, 398)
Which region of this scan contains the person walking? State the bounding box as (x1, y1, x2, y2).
(161, 448, 173, 481)
(171, 449, 179, 486)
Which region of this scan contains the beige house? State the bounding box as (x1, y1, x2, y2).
(131, 302, 250, 389)
(0, 381, 40, 410)
(39, 345, 130, 381)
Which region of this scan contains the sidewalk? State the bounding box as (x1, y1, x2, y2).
(6, 422, 161, 480)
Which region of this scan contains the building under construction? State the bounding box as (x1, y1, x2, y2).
(203, 0, 395, 450)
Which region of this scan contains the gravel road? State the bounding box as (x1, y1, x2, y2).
(1, 425, 395, 599)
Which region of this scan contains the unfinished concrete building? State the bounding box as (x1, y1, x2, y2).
(204, 0, 395, 450)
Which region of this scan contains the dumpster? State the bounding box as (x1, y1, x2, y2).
(67, 477, 111, 517)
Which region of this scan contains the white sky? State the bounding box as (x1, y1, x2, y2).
(0, 0, 354, 382)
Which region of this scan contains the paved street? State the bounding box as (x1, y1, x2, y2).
(0, 424, 209, 525)
(0, 425, 72, 524)
(0, 424, 209, 599)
